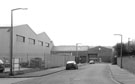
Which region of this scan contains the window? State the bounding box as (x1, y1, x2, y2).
(29, 38, 35, 45)
(16, 35, 25, 43)
(45, 42, 50, 47)
(38, 40, 43, 46)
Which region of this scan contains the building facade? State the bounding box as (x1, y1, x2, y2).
(0, 24, 54, 68)
(52, 46, 113, 63)
(51, 46, 89, 63)
(88, 46, 113, 63)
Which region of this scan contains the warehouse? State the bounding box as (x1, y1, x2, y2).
(0, 24, 54, 68)
(88, 46, 113, 63)
(51, 46, 89, 63)
(52, 46, 113, 63)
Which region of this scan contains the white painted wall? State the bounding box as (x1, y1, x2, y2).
(0, 25, 53, 68)
(0, 28, 10, 60)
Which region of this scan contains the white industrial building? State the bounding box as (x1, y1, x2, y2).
(0, 24, 54, 68)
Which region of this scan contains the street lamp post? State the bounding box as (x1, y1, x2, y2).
(128, 38, 130, 55)
(10, 8, 27, 76)
(76, 43, 81, 64)
(114, 34, 123, 68)
(86, 46, 89, 63)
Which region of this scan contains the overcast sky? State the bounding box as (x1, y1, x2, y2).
(0, 0, 135, 46)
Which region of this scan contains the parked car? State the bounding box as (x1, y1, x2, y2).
(89, 60, 95, 64)
(66, 61, 78, 70)
(0, 59, 5, 73)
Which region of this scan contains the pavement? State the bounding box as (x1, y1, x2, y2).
(13, 63, 85, 78)
(0, 66, 65, 78)
(11, 66, 65, 78)
(0, 63, 84, 78)
(0, 66, 66, 84)
(109, 64, 135, 84)
(4, 68, 29, 72)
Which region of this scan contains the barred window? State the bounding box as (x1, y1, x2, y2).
(29, 38, 35, 45)
(45, 42, 50, 47)
(38, 40, 43, 46)
(16, 35, 25, 43)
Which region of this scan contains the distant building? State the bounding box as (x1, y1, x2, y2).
(52, 46, 113, 63)
(88, 46, 113, 63)
(51, 45, 89, 63)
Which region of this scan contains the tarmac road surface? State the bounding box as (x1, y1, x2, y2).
(13, 63, 118, 84)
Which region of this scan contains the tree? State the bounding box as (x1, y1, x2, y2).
(128, 44, 135, 55)
(114, 43, 128, 57)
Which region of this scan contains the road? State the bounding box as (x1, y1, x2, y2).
(13, 63, 117, 84)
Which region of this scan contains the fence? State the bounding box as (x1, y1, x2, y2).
(0, 52, 75, 73)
